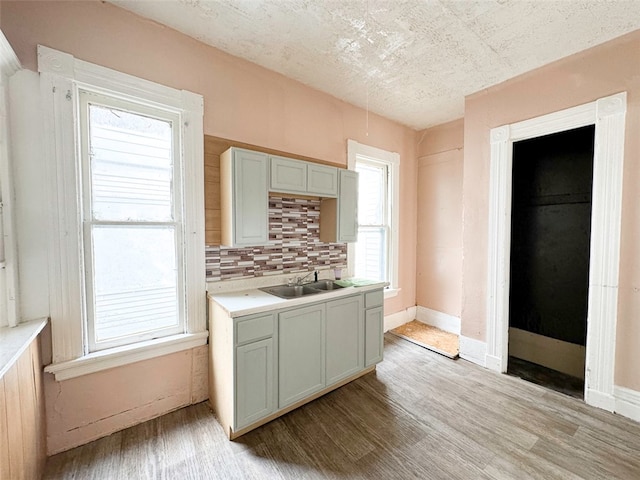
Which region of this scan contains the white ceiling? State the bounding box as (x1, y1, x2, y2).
(109, 0, 640, 130)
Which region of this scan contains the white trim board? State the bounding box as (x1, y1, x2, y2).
(384, 306, 416, 332)
(614, 386, 640, 424)
(0, 31, 21, 328)
(0, 30, 20, 77)
(485, 93, 627, 414)
(415, 306, 460, 334)
(459, 336, 486, 367)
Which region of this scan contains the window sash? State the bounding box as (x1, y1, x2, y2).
(355, 225, 390, 283)
(79, 90, 186, 352)
(355, 158, 392, 284)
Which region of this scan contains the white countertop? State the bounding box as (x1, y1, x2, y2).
(209, 282, 386, 318)
(0, 317, 48, 379)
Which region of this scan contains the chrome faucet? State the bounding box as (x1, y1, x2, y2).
(294, 271, 315, 286)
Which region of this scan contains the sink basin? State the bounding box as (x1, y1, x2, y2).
(260, 281, 344, 299)
(305, 280, 344, 291)
(260, 285, 318, 299)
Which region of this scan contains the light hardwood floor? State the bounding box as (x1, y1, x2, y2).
(44, 334, 640, 479)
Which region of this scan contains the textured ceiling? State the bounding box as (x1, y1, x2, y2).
(109, 0, 640, 130)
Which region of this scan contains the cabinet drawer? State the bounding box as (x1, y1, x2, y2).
(236, 313, 274, 345)
(364, 289, 384, 308)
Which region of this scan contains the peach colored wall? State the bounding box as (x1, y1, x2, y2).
(462, 30, 640, 391)
(415, 120, 463, 316)
(2, 0, 416, 317)
(44, 345, 208, 455)
(2, 0, 417, 451)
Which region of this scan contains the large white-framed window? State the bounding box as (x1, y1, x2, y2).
(79, 91, 185, 352)
(347, 140, 399, 297)
(39, 46, 206, 380)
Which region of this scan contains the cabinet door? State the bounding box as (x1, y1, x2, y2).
(235, 338, 275, 429)
(307, 163, 338, 197)
(233, 149, 269, 246)
(270, 156, 307, 193)
(365, 306, 384, 366)
(338, 170, 358, 242)
(326, 295, 364, 385)
(278, 304, 325, 408)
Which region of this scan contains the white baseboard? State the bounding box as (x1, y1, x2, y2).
(459, 335, 486, 367)
(384, 306, 416, 332)
(509, 328, 585, 379)
(415, 306, 461, 334)
(484, 355, 503, 372)
(614, 386, 640, 423)
(585, 389, 616, 413)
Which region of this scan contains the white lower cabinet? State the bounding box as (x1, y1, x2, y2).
(210, 287, 384, 439)
(278, 303, 326, 408)
(235, 338, 275, 429)
(326, 295, 364, 384)
(365, 306, 384, 366)
(364, 289, 384, 366)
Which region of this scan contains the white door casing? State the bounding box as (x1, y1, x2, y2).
(485, 92, 626, 412)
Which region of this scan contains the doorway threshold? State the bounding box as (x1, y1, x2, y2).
(507, 356, 584, 399)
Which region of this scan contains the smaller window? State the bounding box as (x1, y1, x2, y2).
(355, 159, 390, 283)
(348, 140, 399, 294)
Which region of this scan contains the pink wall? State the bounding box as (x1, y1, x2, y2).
(2, 0, 417, 451)
(44, 346, 208, 455)
(2, 0, 416, 317)
(462, 30, 640, 391)
(415, 120, 463, 316)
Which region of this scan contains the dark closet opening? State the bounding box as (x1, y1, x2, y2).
(507, 125, 595, 399)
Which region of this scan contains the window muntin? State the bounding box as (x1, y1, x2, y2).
(80, 91, 185, 352)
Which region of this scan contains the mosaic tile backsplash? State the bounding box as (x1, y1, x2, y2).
(206, 196, 347, 281)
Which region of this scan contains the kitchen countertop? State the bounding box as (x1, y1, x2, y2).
(209, 281, 387, 318)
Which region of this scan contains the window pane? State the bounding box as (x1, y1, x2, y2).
(91, 225, 179, 343)
(356, 163, 385, 225)
(89, 104, 173, 222)
(355, 227, 387, 282)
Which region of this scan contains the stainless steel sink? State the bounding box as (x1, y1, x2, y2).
(305, 280, 344, 291)
(260, 281, 344, 299)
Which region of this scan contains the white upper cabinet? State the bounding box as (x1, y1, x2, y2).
(320, 169, 359, 243)
(337, 170, 358, 242)
(307, 163, 338, 197)
(269, 155, 338, 197)
(221, 146, 353, 246)
(270, 155, 307, 194)
(220, 147, 269, 247)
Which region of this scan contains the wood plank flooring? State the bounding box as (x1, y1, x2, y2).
(44, 334, 640, 479)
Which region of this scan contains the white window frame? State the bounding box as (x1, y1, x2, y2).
(347, 139, 399, 298)
(79, 91, 186, 352)
(39, 46, 207, 381)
